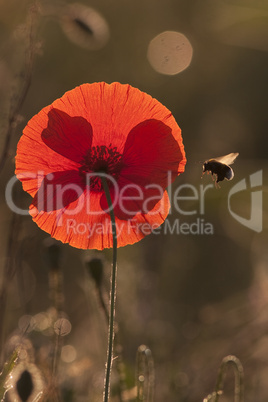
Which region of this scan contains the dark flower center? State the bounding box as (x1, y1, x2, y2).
(79, 145, 123, 191)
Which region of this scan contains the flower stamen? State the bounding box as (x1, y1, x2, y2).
(79, 145, 123, 190)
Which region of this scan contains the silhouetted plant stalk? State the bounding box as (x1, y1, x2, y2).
(49, 325, 64, 402)
(43, 239, 64, 399)
(203, 355, 244, 402)
(0, 1, 40, 174)
(101, 177, 118, 402)
(135, 345, 155, 402)
(45, 240, 64, 315)
(0, 211, 21, 364)
(50, 277, 64, 383)
(86, 257, 127, 401)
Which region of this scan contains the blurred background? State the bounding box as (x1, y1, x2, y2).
(0, 0, 267, 401)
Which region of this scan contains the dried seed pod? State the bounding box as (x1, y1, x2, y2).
(85, 257, 104, 288)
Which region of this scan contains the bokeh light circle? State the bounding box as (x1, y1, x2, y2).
(147, 31, 193, 75)
(54, 318, 72, 336)
(61, 345, 77, 363)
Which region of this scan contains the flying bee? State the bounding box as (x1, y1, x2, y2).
(202, 153, 239, 187)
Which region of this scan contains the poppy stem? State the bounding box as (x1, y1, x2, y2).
(101, 176, 117, 402)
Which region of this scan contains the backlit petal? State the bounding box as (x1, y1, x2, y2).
(16, 107, 82, 197)
(121, 119, 185, 187)
(32, 170, 84, 212)
(41, 109, 93, 163)
(62, 83, 185, 158)
(100, 176, 167, 220)
(29, 190, 170, 250)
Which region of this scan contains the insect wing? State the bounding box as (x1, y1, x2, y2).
(213, 153, 239, 166)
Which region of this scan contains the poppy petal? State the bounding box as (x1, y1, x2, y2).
(121, 119, 185, 188)
(99, 176, 166, 220)
(61, 83, 186, 158)
(41, 109, 93, 163)
(29, 190, 170, 250)
(98, 119, 185, 219)
(16, 108, 81, 197)
(31, 170, 84, 212)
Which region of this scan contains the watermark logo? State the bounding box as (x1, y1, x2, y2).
(228, 170, 263, 233)
(5, 170, 263, 235)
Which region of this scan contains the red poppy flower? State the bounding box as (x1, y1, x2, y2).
(15, 82, 186, 250)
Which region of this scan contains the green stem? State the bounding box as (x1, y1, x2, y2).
(101, 176, 117, 402)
